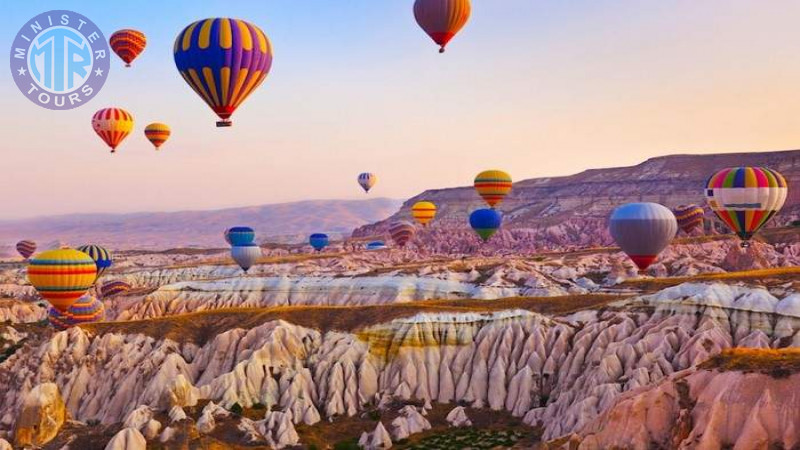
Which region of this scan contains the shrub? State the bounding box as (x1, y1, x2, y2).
(252, 402, 266, 410)
(229, 402, 243, 415)
(333, 439, 360, 450)
(367, 410, 381, 421)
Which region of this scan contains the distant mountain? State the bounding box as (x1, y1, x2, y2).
(354, 150, 800, 248)
(0, 198, 402, 251)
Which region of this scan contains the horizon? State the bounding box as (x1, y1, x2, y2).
(5, 1, 800, 220)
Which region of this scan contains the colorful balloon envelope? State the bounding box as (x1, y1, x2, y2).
(673, 204, 705, 234)
(411, 201, 437, 226)
(109, 29, 146, 67)
(67, 294, 105, 326)
(609, 203, 678, 273)
(100, 280, 132, 298)
(414, 0, 471, 53)
(16, 240, 36, 260)
(309, 233, 329, 252)
(474, 170, 512, 208)
(27, 249, 97, 312)
(366, 241, 387, 251)
(76, 244, 113, 279)
(225, 227, 255, 246)
(48, 307, 71, 331)
(358, 173, 378, 193)
(174, 18, 273, 127)
(469, 208, 502, 242)
(705, 167, 788, 247)
(231, 244, 262, 273)
(144, 123, 171, 150)
(389, 221, 416, 247)
(92, 108, 134, 153)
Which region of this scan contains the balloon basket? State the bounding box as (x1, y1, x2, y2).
(216, 120, 232, 128)
(740, 241, 751, 249)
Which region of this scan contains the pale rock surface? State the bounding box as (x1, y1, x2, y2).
(359, 421, 392, 449)
(446, 406, 472, 427)
(13, 382, 66, 447)
(390, 405, 431, 440)
(238, 411, 299, 448)
(104, 427, 146, 450)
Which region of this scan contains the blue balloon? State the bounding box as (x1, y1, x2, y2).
(469, 208, 502, 242)
(225, 227, 255, 246)
(309, 233, 329, 252)
(366, 241, 387, 251)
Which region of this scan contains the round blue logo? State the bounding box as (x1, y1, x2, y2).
(9, 10, 110, 110)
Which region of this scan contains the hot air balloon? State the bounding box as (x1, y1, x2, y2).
(609, 203, 678, 273)
(92, 108, 134, 153)
(366, 241, 387, 251)
(48, 307, 71, 331)
(389, 221, 416, 247)
(174, 18, 273, 127)
(474, 170, 512, 208)
(414, 0, 471, 53)
(109, 29, 146, 67)
(225, 227, 255, 246)
(16, 240, 36, 260)
(76, 244, 113, 279)
(27, 249, 97, 312)
(309, 233, 329, 252)
(144, 123, 171, 150)
(67, 295, 105, 326)
(469, 208, 502, 242)
(705, 167, 788, 248)
(411, 201, 437, 226)
(673, 204, 705, 234)
(358, 173, 378, 193)
(231, 244, 261, 273)
(100, 280, 132, 298)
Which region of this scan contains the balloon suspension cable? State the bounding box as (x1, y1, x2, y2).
(216, 119, 232, 128)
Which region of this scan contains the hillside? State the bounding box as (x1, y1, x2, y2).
(0, 198, 402, 251)
(353, 150, 800, 249)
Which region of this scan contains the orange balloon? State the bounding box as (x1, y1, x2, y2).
(414, 0, 471, 53)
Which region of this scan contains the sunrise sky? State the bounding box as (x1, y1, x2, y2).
(3, 0, 800, 219)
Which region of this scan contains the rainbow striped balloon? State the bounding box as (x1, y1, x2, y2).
(67, 295, 105, 326)
(705, 167, 788, 245)
(48, 307, 71, 331)
(174, 18, 273, 127)
(144, 123, 171, 150)
(16, 240, 36, 260)
(411, 201, 437, 226)
(474, 170, 512, 208)
(672, 204, 705, 234)
(389, 221, 416, 248)
(100, 280, 132, 298)
(414, 0, 471, 53)
(110, 29, 146, 67)
(76, 244, 113, 279)
(92, 108, 134, 153)
(27, 249, 97, 312)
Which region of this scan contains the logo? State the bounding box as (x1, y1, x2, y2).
(10, 10, 110, 110)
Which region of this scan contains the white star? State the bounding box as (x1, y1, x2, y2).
(17, 67, 26, 76)
(94, 68, 103, 76)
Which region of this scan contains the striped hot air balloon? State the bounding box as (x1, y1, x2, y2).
(358, 173, 377, 193)
(309, 233, 329, 252)
(474, 170, 512, 208)
(225, 227, 255, 246)
(414, 0, 471, 53)
(109, 29, 146, 67)
(27, 249, 97, 312)
(174, 18, 273, 127)
(16, 240, 36, 260)
(144, 123, 171, 150)
(610, 203, 678, 273)
(48, 307, 71, 331)
(67, 295, 105, 326)
(705, 167, 788, 247)
(469, 208, 502, 242)
(92, 108, 134, 153)
(231, 244, 261, 273)
(389, 221, 416, 248)
(100, 280, 132, 298)
(673, 204, 705, 234)
(76, 245, 113, 279)
(411, 201, 437, 226)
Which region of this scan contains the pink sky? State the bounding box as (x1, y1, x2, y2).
(3, 0, 800, 219)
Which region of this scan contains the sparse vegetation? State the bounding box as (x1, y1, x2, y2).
(229, 402, 243, 415)
(397, 428, 527, 449)
(333, 438, 361, 450)
(699, 348, 800, 378)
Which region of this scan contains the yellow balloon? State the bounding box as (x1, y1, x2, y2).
(27, 249, 97, 312)
(411, 201, 437, 226)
